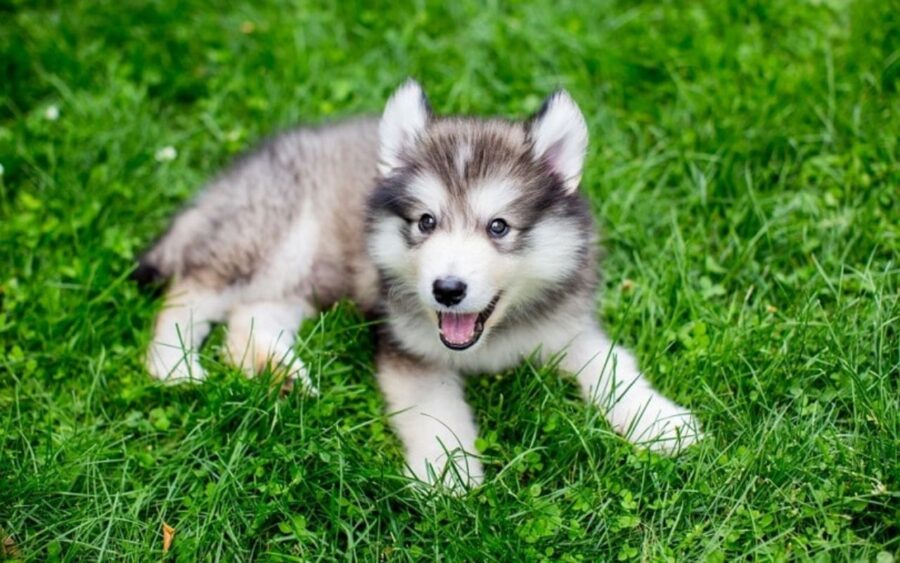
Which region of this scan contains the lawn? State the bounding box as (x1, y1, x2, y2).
(0, 0, 897, 560)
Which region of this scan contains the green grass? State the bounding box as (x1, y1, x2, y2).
(1, 0, 898, 560)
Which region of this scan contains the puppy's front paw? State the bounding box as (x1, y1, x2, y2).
(635, 409, 703, 454)
(146, 343, 206, 384)
(276, 362, 319, 397)
(406, 448, 484, 493)
(617, 395, 704, 454)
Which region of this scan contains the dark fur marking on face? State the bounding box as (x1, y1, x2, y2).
(367, 171, 435, 250)
(418, 119, 527, 199)
(401, 222, 423, 249)
(368, 172, 419, 222)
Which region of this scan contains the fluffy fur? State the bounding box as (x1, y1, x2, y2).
(138, 80, 702, 488)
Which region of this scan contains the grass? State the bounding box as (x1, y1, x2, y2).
(0, 0, 898, 560)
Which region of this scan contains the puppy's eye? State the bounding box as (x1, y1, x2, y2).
(418, 213, 436, 233)
(488, 218, 510, 238)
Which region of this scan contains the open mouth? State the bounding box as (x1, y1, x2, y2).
(437, 295, 500, 351)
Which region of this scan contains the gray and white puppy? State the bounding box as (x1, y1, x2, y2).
(137, 80, 702, 486)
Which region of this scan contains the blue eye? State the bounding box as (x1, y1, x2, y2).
(488, 218, 509, 238)
(418, 213, 436, 233)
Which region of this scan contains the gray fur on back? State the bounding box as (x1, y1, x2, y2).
(141, 117, 381, 308)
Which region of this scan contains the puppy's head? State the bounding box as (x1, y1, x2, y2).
(367, 80, 595, 351)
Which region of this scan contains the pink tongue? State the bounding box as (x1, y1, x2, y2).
(440, 312, 479, 344)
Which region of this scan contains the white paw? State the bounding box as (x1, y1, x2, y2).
(623, 400, 704, 454)
(406, 448, 484, 492)
(226, 343, 319, 396)
(636, 411, 703, 454)
(146, 342, 206, 384)
(275, 361, 319, 397)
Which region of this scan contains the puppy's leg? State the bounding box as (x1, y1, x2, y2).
(558, 323, 702, 453)
(147, 280, 230, 383)
(376, 348, 482, 489)
(224, 300, 315, 392)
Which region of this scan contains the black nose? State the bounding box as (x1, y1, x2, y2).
(433, 277, 467, 306)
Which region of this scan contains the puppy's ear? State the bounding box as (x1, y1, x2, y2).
(528, 90, 589, 193)
(378, 79, 430, 176)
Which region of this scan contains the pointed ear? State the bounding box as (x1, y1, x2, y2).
(378, 79, 430, 176)
(528, 90, 589, 193)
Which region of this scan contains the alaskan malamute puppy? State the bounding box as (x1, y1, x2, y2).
(136, 80, 702, 486)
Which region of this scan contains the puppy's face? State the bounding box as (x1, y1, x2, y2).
(367, 81, 594, 351)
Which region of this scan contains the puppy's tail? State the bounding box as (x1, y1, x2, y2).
(130, 236, 175, 297)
